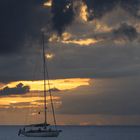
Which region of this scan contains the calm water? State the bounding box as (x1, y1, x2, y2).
(0, 125, 140, 140)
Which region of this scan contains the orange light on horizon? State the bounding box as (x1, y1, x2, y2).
(0, 96, 60, 106)
(1, 78, 90, 92)
(0, 78, 90, 109)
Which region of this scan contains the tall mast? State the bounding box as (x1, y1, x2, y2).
(42, 32, 47, 125)
(42, 32, 57, 130)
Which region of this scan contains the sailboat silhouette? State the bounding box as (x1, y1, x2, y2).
(18, 33, 62, 137)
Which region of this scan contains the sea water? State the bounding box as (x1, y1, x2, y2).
(0, 125, 140, 140)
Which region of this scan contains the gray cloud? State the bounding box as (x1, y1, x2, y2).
(59, 77, 140, 115)
(50, 0, 140, 33)
(51, 0, 74, 34)
(42, 5, 140, 80)
(0, 1, 140, 82)
(46, 35, 140, 79)
(113, 23, 138, 41)
(0, 0, 48, 54)
(0, 0, 139, 55)
(85, 0, 140, 19)
(0, 83, 30, 96)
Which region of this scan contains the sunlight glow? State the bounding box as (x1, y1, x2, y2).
(43, 0, 52, 8)
(62, 38, 103, 46)
(45, 53, 55, 60)
(48, 32, 102, 46)
(0, 78, 90, 111)
(79, 2, 89, 22)
(49, 32, 72, 42)
(48, 34, 59, 42)
(0, 96, 60, 106)
(1, 78, 90, 92)
(62, 32, 72, 41)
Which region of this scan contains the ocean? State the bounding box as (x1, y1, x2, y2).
(0, 125, 140, 140)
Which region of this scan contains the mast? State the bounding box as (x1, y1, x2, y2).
(42, 33, 47, 125)
(42, 32, 57, 130)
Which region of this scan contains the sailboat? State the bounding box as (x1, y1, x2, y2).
(18, 33, 62, 137)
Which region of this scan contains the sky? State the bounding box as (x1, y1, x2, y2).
(0, 0, 140, 125)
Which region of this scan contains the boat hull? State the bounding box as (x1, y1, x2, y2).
(20, 130, 61, 137)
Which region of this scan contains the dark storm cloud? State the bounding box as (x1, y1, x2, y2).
(0, 0, 46, 54)
(51, 0, 74, 35)
(113, 23, 138, 41)
(51, 0, 140, 33)
(0, 0, 140, 82)
(0, 0, 139, 54)
(85, 0, 140, 18)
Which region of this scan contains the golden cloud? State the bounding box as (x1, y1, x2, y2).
(43, 0, 52, 8)
(62, 38, 103, 46)
(1, 78, 90, 92)
(0, 96, 60, 106)
(48, 32, 102, 46)
(93, 20, 112, 32)
(79, 2, 89, 22)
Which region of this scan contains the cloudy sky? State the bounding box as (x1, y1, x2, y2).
(0, 0, 140, 125)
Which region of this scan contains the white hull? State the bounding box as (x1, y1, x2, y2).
(20, 130, 60, 137)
